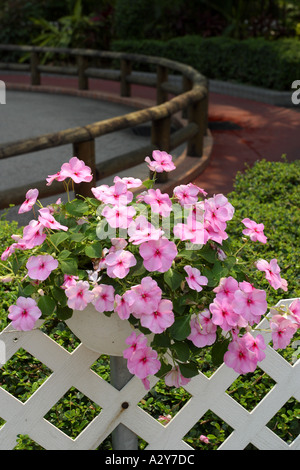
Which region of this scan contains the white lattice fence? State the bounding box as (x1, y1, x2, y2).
(0, 299, 299, 450)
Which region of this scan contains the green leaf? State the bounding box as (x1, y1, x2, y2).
(164, 269, 184, 291)
(178, 249, 199, 262)
(171, 342, 190, 362)
(48, 231, 69, 247)
(60, 258, 78, 275)
(11, 255, 26, 275)
(65, 199, 89, 217)
(169, 314, 191, 341)
(155, 360, 172, 378)
(223, 255, 237, 270)
(179, 361, 199, 378)
(51, 286, 67, 306)
(130, 257, 146, 277)
(172, 297, 188, 315)
(201, 267, 219, 287)
(84, 241, 102, 258)
(69, 232, 86, 242)
(56, 305, 73, 320)
(198, 245, 218, 263)
(151, 332, 171, 348)
(58, 250, 71, 260)
(142, 178, 154, 189)
(22, 284, 36, 297)
(38, 295, 56, 317)
(211, 339, 230, 367)
(211, 261, 228, 283)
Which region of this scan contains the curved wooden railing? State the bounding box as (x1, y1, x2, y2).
(0, 44, 209, 209)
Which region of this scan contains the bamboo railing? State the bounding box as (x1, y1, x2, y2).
(0, 44, 209, 209)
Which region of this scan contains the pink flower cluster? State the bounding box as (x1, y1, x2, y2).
(46, 156, 93, 186)
(123, 331, 161, 389)
(270, 298, 300, 350)
(173, 193, 234, 246)
(2, 150, 299, 391)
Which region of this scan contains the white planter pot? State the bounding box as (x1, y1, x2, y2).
(66, 304, 152, 356)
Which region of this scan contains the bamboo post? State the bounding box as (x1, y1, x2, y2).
(77, 55, 89, 90)
(110, 357, 138, 450)
(151, 115, 171, 183)
(30, 51, 40, 86)
(156, 65, 168, 105)
(73, 139, 96, 197)
(187, 95, 207, 157)
(120, 59, 131, 97)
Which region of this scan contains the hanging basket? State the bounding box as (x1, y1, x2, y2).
(66, 304, 152, 356)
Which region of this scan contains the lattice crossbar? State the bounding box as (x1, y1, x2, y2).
(0, 299, 299, 450)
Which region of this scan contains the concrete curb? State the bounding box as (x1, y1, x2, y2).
(209, 79, 293, 107)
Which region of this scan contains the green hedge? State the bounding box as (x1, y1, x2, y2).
(227, 157, 300, 305)
(112, 35, 300, 91)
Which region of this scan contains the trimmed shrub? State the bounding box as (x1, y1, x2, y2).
(226, 157, 300, 305)
(112, 35, 300, 91)
(0, 215, 21, 331)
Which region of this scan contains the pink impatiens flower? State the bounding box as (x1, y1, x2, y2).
(140, 298, 175, 334)
(105, 249, 137, 279)
(65, 280, 94, 310)
(100, 181, 133, 206)
(209, 297, 240, 332)
(8, 296, 42, 331)
(213, 276, 239, 302)
(61, 274, 79, 289)
(92, 284, 115, 313)
(123, 331, 148, 360)
(164, 366, 191, 388)
(184, 265, 208, 292)
(232, 281, 268, 325)
(242, 333, 266, 362)
(288, 299, 300, 327)
(139, 238, 177, 273)
(224, 336, 258, 374)
(18, 188, 39, 214)
(125, 276, 162, 317)
(173, 183, 201, 206)
(113, 175, 142, 188)
(242, 218, 267, 243)
(102, 204, 136, 229)
(143, 189, 172, 217)
(26, 254, 59, 281)
(188, 310, 217, 348)
(21, 220, 47, 249)
(256, 259, 288, 291)
(270, 315, 297, 350)
(60, 156, 93, 184)
(38, 208, 68, 232)
(114, 294, 132, 320)
(145, 150, 176, 173)
(128, 215, 163, 245)
(204, 194, 234, 232)
(127, 345, 161, 380)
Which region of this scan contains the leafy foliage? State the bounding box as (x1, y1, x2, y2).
(112, 35, 300, 91)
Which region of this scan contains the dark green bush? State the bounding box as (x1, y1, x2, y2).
(227, 157, 300, 305)
(112, 35, 300, 91)
(0, 215, 21, 331)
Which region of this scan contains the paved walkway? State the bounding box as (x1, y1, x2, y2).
(1, 72, 299, 207)
(194, 93, 300, 195)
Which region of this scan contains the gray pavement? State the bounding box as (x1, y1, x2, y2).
(0, 90, 184, 224)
